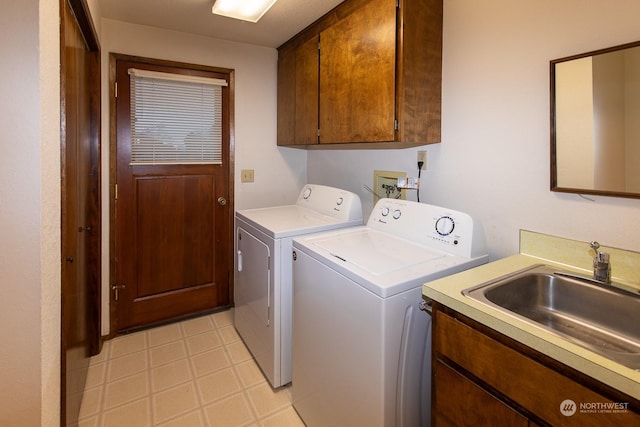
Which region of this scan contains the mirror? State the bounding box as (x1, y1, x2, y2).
(551, 41, 640, 199)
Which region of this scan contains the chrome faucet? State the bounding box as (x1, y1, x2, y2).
(590, 241, 611, 284)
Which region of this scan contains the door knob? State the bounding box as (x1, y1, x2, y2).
(217, 196, 227, 206)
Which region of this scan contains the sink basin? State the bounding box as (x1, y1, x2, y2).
(463, 264, 640, 370)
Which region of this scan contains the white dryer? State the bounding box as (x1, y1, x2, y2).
(291, 199, 488, 427)
(234, 184, 362, 388)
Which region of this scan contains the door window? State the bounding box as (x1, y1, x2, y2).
(128, 68, 227, 165)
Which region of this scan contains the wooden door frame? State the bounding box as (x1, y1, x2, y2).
(108, 53, 236, 335)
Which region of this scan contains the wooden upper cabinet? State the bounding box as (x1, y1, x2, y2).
(277, 43, 297, 146)
(277, 35, 320, 146)
(277, 0, 443, 148)
(295, 35, 320, 145)
(320, 0, 396, 144)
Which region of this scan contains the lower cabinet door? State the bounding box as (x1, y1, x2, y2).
(433, 359, 529, 427)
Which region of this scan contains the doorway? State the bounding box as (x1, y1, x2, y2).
(110, 54, 234, 332)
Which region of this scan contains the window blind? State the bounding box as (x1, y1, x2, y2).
(128, 68, 228, 165)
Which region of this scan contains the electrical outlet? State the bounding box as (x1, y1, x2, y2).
(373, 170, 407, 204)
(417, 151, 427, 169)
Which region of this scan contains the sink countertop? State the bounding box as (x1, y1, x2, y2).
(423, 253, 640, 401)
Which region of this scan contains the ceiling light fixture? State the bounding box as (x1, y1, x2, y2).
(212, 0, 279, 23)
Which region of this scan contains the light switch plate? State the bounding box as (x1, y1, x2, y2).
(241, 169, 254, 183)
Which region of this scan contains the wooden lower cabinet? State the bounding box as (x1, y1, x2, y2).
(432, 303, 640, 426)
(434, 359, 529, 426)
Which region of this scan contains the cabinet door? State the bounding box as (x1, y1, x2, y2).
(434, 308, 640, 426)
(277, 43, 296, 146)
(434, 360, 529, 427)
(295, 35, 320, 145)
(319, 0, 396, 143)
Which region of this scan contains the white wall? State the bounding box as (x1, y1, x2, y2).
(0, 0, 60, 425)
(99, 19, 307, 334)
(308, 0, 640, 262)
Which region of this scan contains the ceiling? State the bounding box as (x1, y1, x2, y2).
(99, 0, 345, 48)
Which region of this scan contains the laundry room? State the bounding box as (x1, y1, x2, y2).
(4, 0, 640, 425)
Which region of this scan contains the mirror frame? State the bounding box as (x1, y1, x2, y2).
(550, 40, 640, 199)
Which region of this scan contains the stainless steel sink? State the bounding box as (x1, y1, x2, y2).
(463, 264, 640, 370)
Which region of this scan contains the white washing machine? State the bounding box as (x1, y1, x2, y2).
(291, 199, 488, 427)
(234, 184, 362, 388)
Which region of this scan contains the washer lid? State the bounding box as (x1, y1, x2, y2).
(294, 227, 488, 298)
(236, 205, 361, 238)
(314, 229, 445, 275)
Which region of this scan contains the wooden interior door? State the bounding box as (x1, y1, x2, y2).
(112, 56, 233, 332)
(60, 0, 101, 424)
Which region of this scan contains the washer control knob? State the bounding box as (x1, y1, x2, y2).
(435, 216, 455, 236)
(302, 188, 312, 199)
(392, 209, 402, 219)
(381, 206, 390, 216)
(336, 197, 344, 206)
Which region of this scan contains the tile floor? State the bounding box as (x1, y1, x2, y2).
(77, 309, 305, 427)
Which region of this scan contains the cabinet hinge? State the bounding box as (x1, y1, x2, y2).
(114, 81, 118, 98)
(394, 119, 399, 131)
(114, 183, 118, 200)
